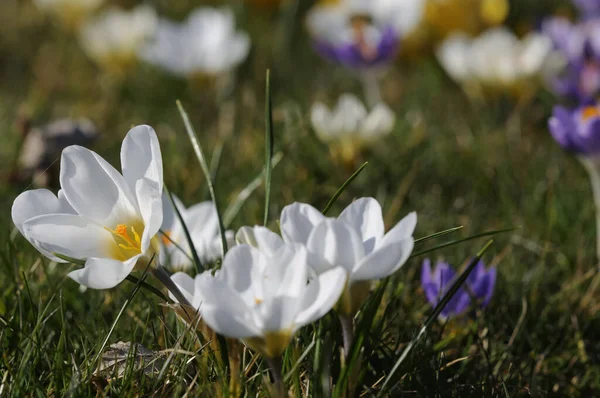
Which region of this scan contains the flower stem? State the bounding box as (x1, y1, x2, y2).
(581, 157, 600, 268)
(151, 265, 193, 307)
(265, 356, 286, 398)
(339, 314, 354, 359)
(361, 71, 382, 108)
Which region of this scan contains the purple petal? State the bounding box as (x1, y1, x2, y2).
(548, 105, 585, 153)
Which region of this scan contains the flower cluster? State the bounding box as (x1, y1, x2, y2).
(33, 1, 250, 77)
(421, 259, 496, 320)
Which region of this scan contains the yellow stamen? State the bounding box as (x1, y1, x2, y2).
(582, 106, 600, 121)
(105, 223, 142, 254)
(255, 298, 263, 305)
(350, 16, 377, 61)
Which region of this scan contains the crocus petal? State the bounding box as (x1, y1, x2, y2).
(11, 189, 76, 262)
(294, 266, 347, 329)
(379, 212, 417, 247)
(280, 202, 326, 244)
(60, 145, 139, 226)
(136, 178, 163, 253)
(68, 255, 139, 289)
(235, 226, 284, 255)
(338, 197, 385, 254)
(160, 192, 185, 231)
(220, 244, 265, 304)
(351, 237, 414, 280)
(169, 272, 196, 304)
(11, 189, 71, 236)
(360, 103, 396, 141)
(421, 259, 439, 305)
(306, 219, 365, 273)
(121, 125, 163, 194)
(22, 214, 115, 261)
(186, 202, 219, 239)
(195, 274, 261, 338)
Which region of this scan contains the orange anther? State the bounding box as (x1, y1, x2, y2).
(581, 106, 600, 121)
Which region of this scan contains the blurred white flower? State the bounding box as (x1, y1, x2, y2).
(11, 125, 164, 289)
(160, 194, 234, 271)
(140, 7, 250, 78)
(311, 94, 395, 164)
(170, 242, 347, 358)
(33, 0, 103, 29)
(280, 198, 416, 316)
(436, 27, 553, 96)
(370, 0, 425, 37)
(79, 5, 157, 73)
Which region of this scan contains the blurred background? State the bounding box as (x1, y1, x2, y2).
(1, 0, 599, 394)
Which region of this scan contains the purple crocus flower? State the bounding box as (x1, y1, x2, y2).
(306, 3, 400, 70)
(573, 0, 600, 18)
(542, 17, 600, 100)
(421, 259, 496, 320)
(548, 104, 600, 155)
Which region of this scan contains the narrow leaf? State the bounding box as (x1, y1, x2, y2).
(322, 162, 368, 215)
(264, 69, 274, 226)
(176, 100, 228, 256)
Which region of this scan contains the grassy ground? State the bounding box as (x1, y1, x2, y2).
(1, 0, 599, 396)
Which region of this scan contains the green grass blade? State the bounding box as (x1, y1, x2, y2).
(410, 226, 516, 258)
(322, 162, 368, 215)
(264, 69, 274, 226)
(377, 240, 495, 396)
(414, 226, 463, 244)
(176, 100, 228, 256)
(165, 186, 204, 273)
(223, 152, 283, 228)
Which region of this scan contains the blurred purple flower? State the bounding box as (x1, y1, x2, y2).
(542, 17, 600, 100)
(312, 26, 400, 69)
(548, 103, 600, 155)
(573, 0, 600, 17)
(421, 259, 496, 320)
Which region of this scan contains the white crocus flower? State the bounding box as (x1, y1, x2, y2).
(11, 125, 164, 289)
(311, 94, 395, 165)
(370, 0, 425, 37)
(79, 5, 158, 73)
(436, 27, 553, 97)
(160, 194, 234, 271)
(170, 240, 347, 358)
(280, 197, 416, 316)
(140, 7, 250, 78)
(33, 0, 103, 29)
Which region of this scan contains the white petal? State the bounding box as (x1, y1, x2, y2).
(379, 211, 417, 248)
(306, 219, 365, 273)
(332, 94, 368, 135)
(280, 202, 326, 245)
(220, 244, 265, 304)
(294, 266, 347, 329)
(265, 244, 308, 300)
(136, 178, 163, 253)
(436, 34, 471, 82)
(160, 192, 185, 231)
(68, 255, 139, 289)
(360, 104, 395, 141)
(11, 190, 76, 262)
(338, 198, 385, 254)
(22, 214, 114, 261)
(196, 274, 261, 338)
(60, 145, 138, 226)
(235, 226, 283, 255)
(169, 272, 196, 304)
(185, 202, 219, 239)
(121, 125, 163, 194)
(352, 237, 414, 280)
(311, 103, 336, 142)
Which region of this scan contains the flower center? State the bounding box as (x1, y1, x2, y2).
(581, 106, 600, 121)
(350, 16, 378, 60)
(105, 223, 142, 254)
